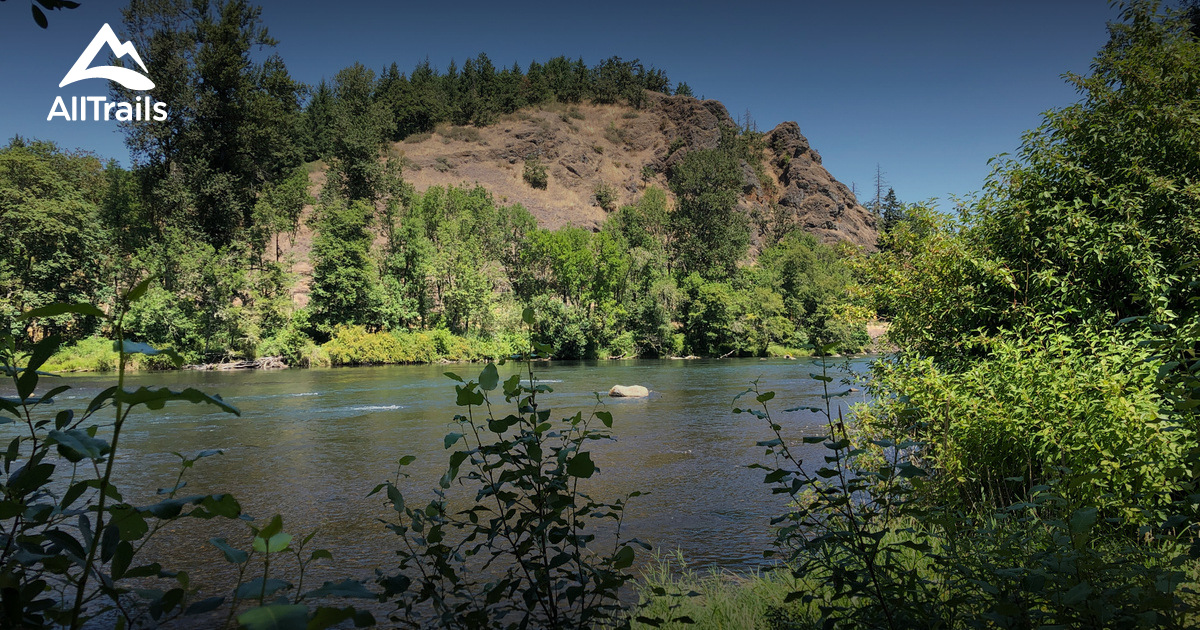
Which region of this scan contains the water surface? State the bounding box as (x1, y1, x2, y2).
(35, 357, 873, 593)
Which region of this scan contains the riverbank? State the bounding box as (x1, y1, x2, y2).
(40, 324, 889, 373)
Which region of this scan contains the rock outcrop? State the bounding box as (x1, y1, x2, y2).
(765, 121, 877, 249)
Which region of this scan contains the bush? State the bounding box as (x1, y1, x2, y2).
(857, 325, 1187, 522)
(604, 121, 627, 145)
(258, 318, 327, 368)
(523, 156, 548, 189)
(438, 126, 481, 143)
(322, 325, 511, 366)
(594, 182, 617, 211)
(42, 335, 118, 372)
(376, 340, 643, 627)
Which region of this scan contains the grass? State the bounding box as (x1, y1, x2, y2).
(632, 552, 818, 630)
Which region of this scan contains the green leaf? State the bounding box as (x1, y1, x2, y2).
(210, 538, 248, 564)
(612, 545, 634, 569)
(258, 514, 285, 540)
(24, 333, 61, 374)
(443, 372, 463, 383)
(302, 579, 374, 600)
(19, 302, 105, 320)
(48, 429, 109, 463)
(235, 578, 292, 601)
(123, 275, 157, 305)
(522, 307, 535, 325)
(113, 341, 183, 367)
(17, 334, 60, 400)
(455, 384, 484, 407)
(253, 532, 293, 554)
(117, 386, 239, 415)
(237, 604, 307, 630)
(595, 411, 613, 428)
(1069, 507, 1098, 535)
(756, 391, 775, 403)
(307, 607, 375, 630)
(479, 363, 499, 391)
(444, 432, 463, 449)
(185, 596, 225, 615)
(566, 452, 596, 478)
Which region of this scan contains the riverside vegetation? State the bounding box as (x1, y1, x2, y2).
(2, 0, 1200, 628)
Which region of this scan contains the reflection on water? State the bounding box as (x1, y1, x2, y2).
(19, 357, 872, 595)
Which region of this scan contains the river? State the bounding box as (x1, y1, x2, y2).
(38, 356, 874, 600)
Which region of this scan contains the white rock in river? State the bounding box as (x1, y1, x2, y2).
(608, 385, 650, 398)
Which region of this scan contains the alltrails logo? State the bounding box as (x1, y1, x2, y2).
(47, 23, 168, 122)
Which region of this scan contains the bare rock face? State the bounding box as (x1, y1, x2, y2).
(648, 92, 736, 171)
(766, 122, 877, 250)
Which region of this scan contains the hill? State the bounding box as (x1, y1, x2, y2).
(389, 92, 877, 248)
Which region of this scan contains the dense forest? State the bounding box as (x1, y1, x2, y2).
(0, 0, 872, 370)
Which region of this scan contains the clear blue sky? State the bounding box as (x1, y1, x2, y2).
(0, 0, 1120, 206)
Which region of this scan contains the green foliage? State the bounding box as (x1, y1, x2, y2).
(328, 63, 394, 202)
(0, 140, 107, 343)
(594, 181, 617, 211)
(308, 196, 380, 336)
(667, 130, 749, 280)
(120, 0, 305, 247)
(0, 297, 248, 628)
(728, 356, 1198, 629)
(350, 54, 675, 146)
(861, 325, 1191, 521)
(322, 325, 516, 365)
(376, 333, 645, 628)
(870, 2, 1200, 361)
(523, 156, 548, 189)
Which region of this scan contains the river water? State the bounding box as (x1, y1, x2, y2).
(37, 357, 873, 597)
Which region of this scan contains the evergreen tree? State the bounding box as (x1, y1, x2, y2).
(879, 187, 906, 233)
(308, 196, 380, 335)
(328, 63, 393, 202)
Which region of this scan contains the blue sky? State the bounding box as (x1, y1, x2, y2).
(0, 0, 1119, 206)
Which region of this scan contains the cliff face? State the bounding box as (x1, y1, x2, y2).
(390, 92, 877, 249)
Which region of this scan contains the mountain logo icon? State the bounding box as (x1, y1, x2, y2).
(59, 23, 155, 91)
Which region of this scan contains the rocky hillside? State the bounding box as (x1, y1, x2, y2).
(391, 91, 877, 248)
(284, 94, 876, 308)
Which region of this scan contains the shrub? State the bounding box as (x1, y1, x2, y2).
(523, 156, 548, 189)
(376, 322, 644, 627)
(439, 126, 481, 143)
(604, 121, 627, 145)
(858, 322, 1189, 522)
(42, 335, 118, 372)
(594, 182, 617, 211)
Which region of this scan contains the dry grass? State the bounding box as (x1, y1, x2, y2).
(392, 102, 669, 230)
